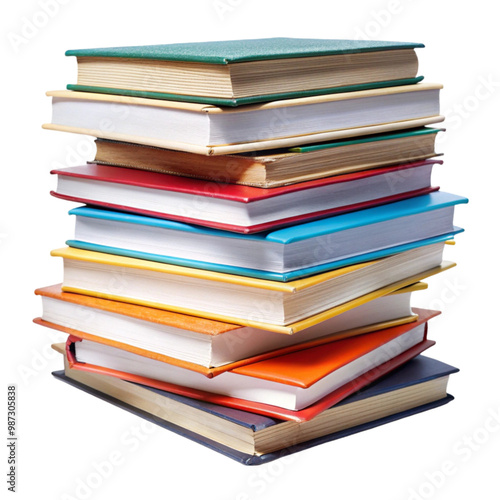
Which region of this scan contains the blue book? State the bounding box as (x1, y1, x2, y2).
(52, 355, 458, 465)
(67, 191, 467, 282)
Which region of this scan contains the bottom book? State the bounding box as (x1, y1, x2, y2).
(52, 348, 458, 465)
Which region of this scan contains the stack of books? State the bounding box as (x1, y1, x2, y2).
(36, 38, 467, 464)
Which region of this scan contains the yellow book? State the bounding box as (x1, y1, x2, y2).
(51, 244, 454, 334)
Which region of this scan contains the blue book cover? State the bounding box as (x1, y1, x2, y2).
(67, 233, 461, 282)
(52, 355, 458, 465)
(67, 192, 468, 281)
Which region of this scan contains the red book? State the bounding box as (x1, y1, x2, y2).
(51, 160, 440, 233)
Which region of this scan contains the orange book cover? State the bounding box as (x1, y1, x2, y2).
(230, 309, 438, 387)
(34, 284, 240, 335)
(34, 284, 423, 377)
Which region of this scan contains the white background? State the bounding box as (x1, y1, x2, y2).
(2, 1, 499, 499)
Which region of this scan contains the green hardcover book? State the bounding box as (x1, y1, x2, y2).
(65, 37, 425, 106)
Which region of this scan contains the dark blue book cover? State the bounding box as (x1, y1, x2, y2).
(52, 355, 457, 464)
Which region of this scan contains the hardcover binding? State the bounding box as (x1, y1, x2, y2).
(65, 77, 425, 107)
(66, 231, 462, 282)
(65, 38, 426, 63)
(51, 186, 440, 234)
(64, 330, 436, 422)
(52, 369, 455, 466)
(33, 311, 421, 377)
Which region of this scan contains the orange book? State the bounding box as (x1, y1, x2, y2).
(35, 283, 423, 376)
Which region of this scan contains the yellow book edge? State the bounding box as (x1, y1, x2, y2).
(391, 282, 427, 294)
(61, 262, 455, 334)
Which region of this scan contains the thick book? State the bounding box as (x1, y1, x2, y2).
(92, 128, 443, 188)
(65, 38, 424, 106)
(34, 283, 424, 376)
(42, 84, 444, 155)
(51, 161, 441, 234)
(50, 243, 454, 333)
(64, 309, 438, 420)
(66, 191, 467, 279)
(52, 353, 458, 464)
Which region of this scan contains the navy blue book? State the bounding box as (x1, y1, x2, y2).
(52, 355, 458, 465)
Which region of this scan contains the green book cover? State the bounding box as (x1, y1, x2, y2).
(65, 37, 424, 64)
(65, 38, 425, 107)
(289, 127, 441, 153)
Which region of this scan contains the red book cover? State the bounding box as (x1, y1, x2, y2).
(50, 161, 440, 233)
(50, 160, 439, 202)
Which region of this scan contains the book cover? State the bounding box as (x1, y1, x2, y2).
(33, 284, 240, 335)
(289, 127, 441, 153)
(61, 323, 435, 422)
(51, 245, 455, 333)
(68, 233, 461, 282)
(65, 190, 467, 278)
(66, 79, 426, 107)
(65, 38, 425, 106)
(52, 354, 458, 464)
(34, 284, 423, 376)
(42, 85, 444, 155)
(52, 161, 440, 204)
(65, 38, 425, 63)
(51, 161, 443, 233)
(228, 310, 438, 387)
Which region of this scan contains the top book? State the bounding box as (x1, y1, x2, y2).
(65, 37, 424, 106)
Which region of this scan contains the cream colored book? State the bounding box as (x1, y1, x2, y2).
(43, 84, 444, 155)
